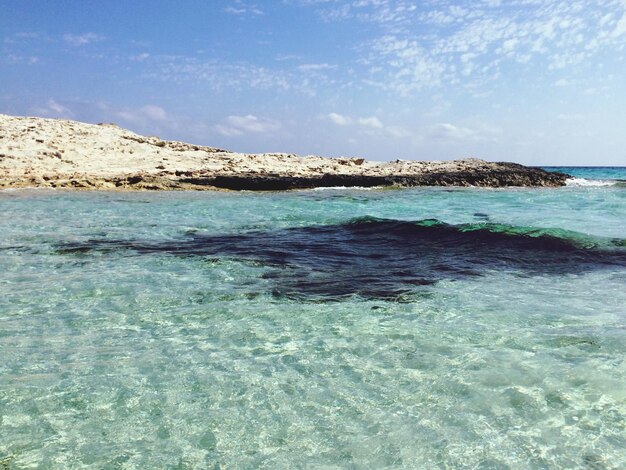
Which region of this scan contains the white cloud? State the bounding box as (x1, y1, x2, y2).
(365, 35, 448, 93)
(429, 123, 475, 141)
(328, 113, 384, 129)
(274, 54, 302, 62)
(140, 105, 168, 121)
(4, 31, 42, 44)
(223, 0, 263, 15)
(554, 78, 573, 86)
(327, 112, 409, 137)
(25, 100, 214, 142)
(32, 99, 75, 119)
(327, 112, 352, 126)
(130, 53, 150, 62)
(215, 115, 282, 136)
(116, 105, 168, 126)
(427, 122, 500, 143)
(63, 32, 103, 46)
(297, 0, 626, 94)
(357, 116, 383, 128)
(224, 6, 263, 16)
(4, 54, 40, 65)
(143, 56, 293, 92)
(298, 63, 336, 71)
(135, 51, 342, 99)
(612, 12, 626, 36)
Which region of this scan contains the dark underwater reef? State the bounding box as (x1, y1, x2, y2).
(57, 217, 626, 300)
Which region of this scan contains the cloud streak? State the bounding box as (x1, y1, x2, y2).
(63, 32, 103, 46)
(327, 112, 409, 137)
(426, 122, 500, 143)
(215, 115, 282, 136)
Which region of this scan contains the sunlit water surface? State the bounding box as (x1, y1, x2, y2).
(1, 183, 625, 468)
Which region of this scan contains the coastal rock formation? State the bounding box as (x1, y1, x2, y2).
(0, 114, 569, 190)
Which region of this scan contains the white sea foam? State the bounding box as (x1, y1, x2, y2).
(565, 177, 617, 187)
(309, 186, 379, 191)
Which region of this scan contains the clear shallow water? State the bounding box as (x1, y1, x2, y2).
(1, 185, 625, 468)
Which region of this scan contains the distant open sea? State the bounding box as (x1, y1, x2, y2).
(1, 167, 625, 468)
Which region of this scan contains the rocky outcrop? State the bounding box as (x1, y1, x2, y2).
(0, 114, 570, 190)
(179, 165, 568, 190)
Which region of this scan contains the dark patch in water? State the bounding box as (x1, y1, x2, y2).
(56, 217, 626, 300)
(0, 245, 35, 253)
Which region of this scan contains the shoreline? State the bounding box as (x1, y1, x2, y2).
(1, 114, 570, 190)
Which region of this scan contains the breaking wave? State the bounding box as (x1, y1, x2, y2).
(565, 177, 621, 187)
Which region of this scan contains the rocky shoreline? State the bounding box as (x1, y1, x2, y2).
(177, 165, 568, 190)
(1, 114, 570, 190)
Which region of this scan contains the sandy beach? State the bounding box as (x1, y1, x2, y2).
(1, 114, 569, 190)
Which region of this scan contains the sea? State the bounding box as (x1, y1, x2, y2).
(1, 167, 625, 468)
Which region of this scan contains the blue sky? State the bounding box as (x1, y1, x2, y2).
(2, 0, 626, 165)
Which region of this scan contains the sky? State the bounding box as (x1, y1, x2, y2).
(1, 0, 626, 165)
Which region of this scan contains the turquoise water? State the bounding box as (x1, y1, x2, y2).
(1, 183, 625, 468)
